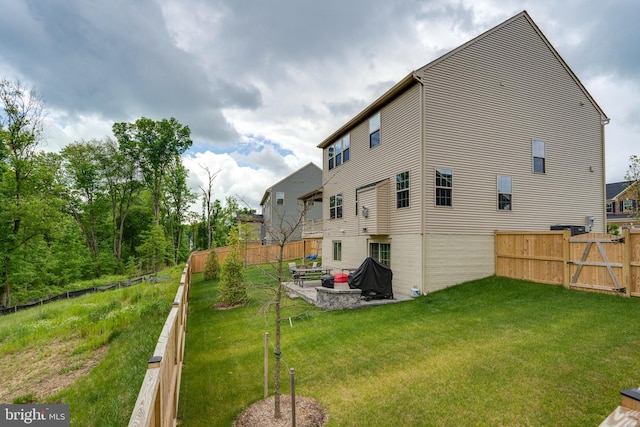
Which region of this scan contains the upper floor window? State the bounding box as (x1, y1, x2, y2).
(533, 139, 546, 173)
(328, 134, 350, 170)
(622, 200, 636, 212)
(369, 112, 381, 148)
(330, 194, 343, 219)
(497, 175, 512, 210)
(276, 192, 285, 205)
(606, 201, 614, 214)
(396, 171, 410, 208)
(435, 168, 452, 206)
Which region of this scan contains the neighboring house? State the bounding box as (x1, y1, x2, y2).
(318, 11, 609, 296)
(260, 163, 322, 244)
(606, 181, 640, 228)
(236, 213, 264, 243)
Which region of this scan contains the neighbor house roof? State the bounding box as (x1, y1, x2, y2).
(607, 181, 636, 200)
(317, 10, 609, 149)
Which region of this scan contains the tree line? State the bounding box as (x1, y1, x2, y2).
(0, 78, 245, 307)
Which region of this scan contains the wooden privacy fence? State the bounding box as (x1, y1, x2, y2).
(128, 259, 191, 427)
(190, 239, 321, 273)
(496, 229, 640, 296)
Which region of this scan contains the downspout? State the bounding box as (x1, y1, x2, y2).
(413, 71, 427, 294)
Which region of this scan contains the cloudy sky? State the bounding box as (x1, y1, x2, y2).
(1, 0, 638, 211)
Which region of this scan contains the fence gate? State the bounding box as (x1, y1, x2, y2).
(568, 233, 626, 293)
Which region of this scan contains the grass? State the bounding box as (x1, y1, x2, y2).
(0, 266, 183, 426)
(178, 271, 640, 426)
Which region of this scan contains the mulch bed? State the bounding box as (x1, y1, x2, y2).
(233, 395, 328, 427)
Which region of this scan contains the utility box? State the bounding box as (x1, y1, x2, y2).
(550, 225, 587, 236)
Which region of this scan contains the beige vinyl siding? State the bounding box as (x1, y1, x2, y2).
(323, 83, 423, 242)
(421, 15, 604, 235)
(423, 234, 494, 293)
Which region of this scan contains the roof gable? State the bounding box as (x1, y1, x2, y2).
(607, 181, 639, 200)
(260, 162, 322, 205)
(318, 10, 608, 149)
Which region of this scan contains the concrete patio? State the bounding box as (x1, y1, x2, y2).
(283, 279, 413, 309)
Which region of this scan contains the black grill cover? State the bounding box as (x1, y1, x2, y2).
(348, 257, 393, 299)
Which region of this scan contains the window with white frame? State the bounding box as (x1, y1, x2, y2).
(276, 192, 285, 205)
(435, 169, 452, 206)
(333, 241, 342, 261)
(329, 194, 343, 219)
(622, 200, 635, 212)
(497, 175, 512, 210)
(369, 112, 381, 148)
(606, 201, 614, 214)
(396, 171, 410, 208)
(328, 135, 350, 170)
(328, 145, 335, 170)
(370, 242, 391, 266)
(533, 139, 546, 173)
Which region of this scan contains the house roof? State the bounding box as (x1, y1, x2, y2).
(607, 181, 638, 200)
(317, 10, 609, 149)
(260, 162, 322, 206)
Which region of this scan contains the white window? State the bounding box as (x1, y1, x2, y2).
(328, 134, 350, 170)
(396, 171, 409, 208)
(533, 139, 545, 173)
(330, 194, 343, 219)
(333, 241, 342, 261)
(435, 169, 452, 206)
(497, 175, 512, 210)
(276, 192, 284, 205)
(369, 112, 381, 148)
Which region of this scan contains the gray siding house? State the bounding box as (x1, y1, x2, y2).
(260, 163, 322, 244)
(318, 11, 609, 296)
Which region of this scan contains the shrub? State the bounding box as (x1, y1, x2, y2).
(204, 249, 220, 281)
(216, 228, 246, 307)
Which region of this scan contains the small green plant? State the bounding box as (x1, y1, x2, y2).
(204, 248, 220, 281)
(216, 227, 247, 307)
(13, 393, 37, 404)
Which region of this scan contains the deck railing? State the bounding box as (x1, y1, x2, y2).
(128, 259, 191, 427)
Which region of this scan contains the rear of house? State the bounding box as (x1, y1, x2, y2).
(319, 11, 608, 295)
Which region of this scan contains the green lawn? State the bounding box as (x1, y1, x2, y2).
(178, 272, 640, 426)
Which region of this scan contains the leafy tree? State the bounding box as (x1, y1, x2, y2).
(624, 154, 640, 221)
(216, 226, 246, 306)
(163, 155, 195, 264)
(0, 78, 46, 306)
(136, 224, 170, 273)
(60, 140, 108, 261)
(113, 117, 192, 271)
(199, 165, 220, 249)
(96, 137, 142, 267)
(203, 248, 220, 281)
(113, 117, 192, 226)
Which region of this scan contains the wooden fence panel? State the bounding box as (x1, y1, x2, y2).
(189, 240, 307, 274)
(496, 229, 640, 297)
(495, 231, 567, 285)
(630, 231, 640, 296)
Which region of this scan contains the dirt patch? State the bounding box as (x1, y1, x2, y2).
(233, 395, 328, 427)
(213, 303, 244, 310)
(0, 339, 108, 403)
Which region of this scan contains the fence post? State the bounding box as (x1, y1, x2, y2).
(264, 333, 269, 399)
(623, 228, 631, 297)
(290, 368, 296, 427)
(562, 229, 571, 288)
